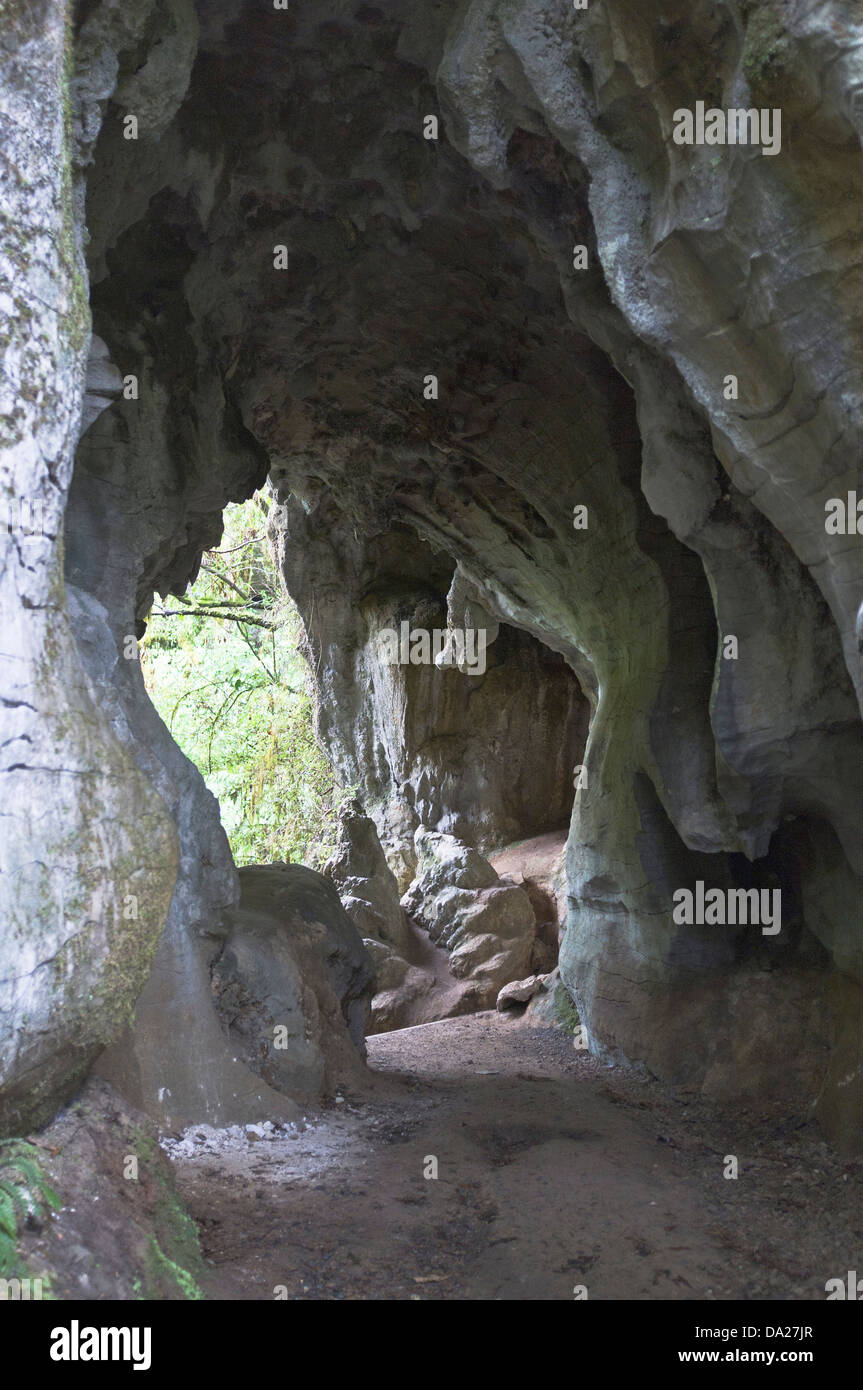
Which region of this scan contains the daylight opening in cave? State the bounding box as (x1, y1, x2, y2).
(140, 492, 588, 1038)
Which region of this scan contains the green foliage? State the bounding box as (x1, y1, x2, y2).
(129, 1124, 206, 1300)
(0, 1139, 61, 1279)
(553, 981, 581, 1035)
(143, 491, 341, 868)
(145, 1236, 205, 1301)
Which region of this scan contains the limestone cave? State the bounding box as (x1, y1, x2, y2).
(2, 0, 863, 1331)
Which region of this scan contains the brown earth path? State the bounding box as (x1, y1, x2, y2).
(172, 1012, 863, 1301)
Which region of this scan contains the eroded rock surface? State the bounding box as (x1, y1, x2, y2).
(401, 829, 541, 1004)
(212, 864, 374, 1106)
(324, 800, 411, 952)
(2, 0, 863, 1148)
(0, 0, 180, 1135)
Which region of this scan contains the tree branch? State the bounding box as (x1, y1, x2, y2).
(152, 608, 277, 631)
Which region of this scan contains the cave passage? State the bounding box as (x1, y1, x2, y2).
(3, 0, 863, 1315)
(140, 489, 590, 1039)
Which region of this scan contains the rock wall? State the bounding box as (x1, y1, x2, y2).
(0, 0, 179, 1134)
(269, 504, 589, 882)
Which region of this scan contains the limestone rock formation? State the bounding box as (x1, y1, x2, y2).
(270, 507, 589, 887)
(2, 0, 863, 1152)
(489, 831, 568, 966)
(496, 975, 547, 1012)
(211, 864, 374, 1107)
(324, 800, 411, 952)
(523, 968, 570, 1028)
(10, 1079, 207, 1301)
(401, 829, 540, 1005)
(0, 0, 180, 1136)
(362, 947, 440, 1035)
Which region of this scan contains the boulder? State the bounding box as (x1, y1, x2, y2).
(210, 864, 375, 1105)
(401, 828, 538, 1006)
(402, 828, 499, 911)
(362, 938, 410, 991)
(496, 975, 543, 1011)
(368, 966, 440, 1034)
(524, 970, 578, 1029)
(325, 801, 411, 952)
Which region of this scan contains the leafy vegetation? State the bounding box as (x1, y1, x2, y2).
(0, 1139, 60, 1285)
(553, 981, 581, 1034)
(143, 491, 341, 868)
(145, 1235, 205, 1301)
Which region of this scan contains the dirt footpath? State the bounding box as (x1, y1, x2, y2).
(171, 1012, 863, 1300)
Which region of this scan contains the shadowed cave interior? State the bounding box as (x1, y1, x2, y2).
(2, 0, 863, 1303)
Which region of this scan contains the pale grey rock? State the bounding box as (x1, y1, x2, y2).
(208, 865, 375, 1108)
(525, 969, 576, 1027)
(268, 504, 589, 884)
(401, 829, 537, 1004)
(0, 0, 179, 1134)
(5, 0, 863, 1154)
(324, 801, 411, 952)
(496, 975, 542, 1011)
(369, 965, 439, 1034)
(362, 940, 410, 993)
(81, 335, 123, 434)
